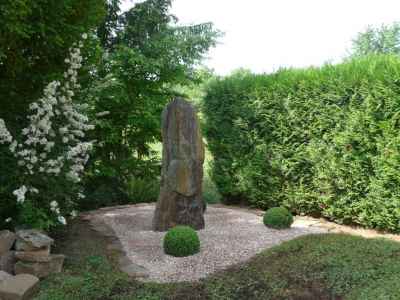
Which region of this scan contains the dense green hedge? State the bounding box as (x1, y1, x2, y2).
(203, 56, 400, 232)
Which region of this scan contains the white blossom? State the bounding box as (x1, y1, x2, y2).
(57, 216, 67, 225)
(29, 187, 39, 194)
(96, 111, 110, 117)
(0, 119, 12, 144)
(0, 34, 92, 227)
(9, 141, 18, 153)
(13, 186, 28, 203)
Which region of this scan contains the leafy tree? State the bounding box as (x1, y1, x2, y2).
(0, 0, 106, 227)
(97, 0, 121, 50)
(173, 67, 216, 108)
(351, 22, 400, 57)
(83, 0, 220, 205)
(0, 0, 106, 131)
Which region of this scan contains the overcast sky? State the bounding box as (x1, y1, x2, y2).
(121, 0, 400, 75)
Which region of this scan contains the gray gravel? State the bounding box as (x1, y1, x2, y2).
(94, 204, 326, 283)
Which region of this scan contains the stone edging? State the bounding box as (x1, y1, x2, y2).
(80, 208, 151, 279)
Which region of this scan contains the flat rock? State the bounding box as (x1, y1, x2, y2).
(0, 274, 39, 300)
(292, 218, 321, 228)
(0, 251, 16, 274)
(119, 257, 149, 278)
(14, 254, 65, 278)
(15, 249, 51, 263)
(15, 230, 53, 251)
(0, 231, 16, 255)
(0, 271, 12, 283)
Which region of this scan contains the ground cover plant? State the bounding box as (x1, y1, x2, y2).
(203, 55, 400, 232)
(35, 219, 400, 299)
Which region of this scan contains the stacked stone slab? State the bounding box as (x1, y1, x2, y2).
(0, 230, 16, 274)
(14, 230, 65, 279)
(0, 230, 39, 300)
(0, 272, 39, 300)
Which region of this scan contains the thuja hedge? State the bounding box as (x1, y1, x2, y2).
(203, 56, 400, 232)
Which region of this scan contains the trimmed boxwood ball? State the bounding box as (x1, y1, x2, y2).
(263, 207, 293, 229)
(163, 226, 200, 257)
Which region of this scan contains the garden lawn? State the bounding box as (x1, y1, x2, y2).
(35, 219, 400, 300)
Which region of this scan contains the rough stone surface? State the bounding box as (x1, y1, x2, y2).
(93, 204, 326, 283)
(119, 256, 149, 278)
(0, 271, 12, 283)
(15, 249, 51, 263)
(0, 251, 16, 274)
(0, 274, 39, 300)
(15, 230, 53, 251)
(0, 231, 16, 256)
(153, 98, 206, 231)
(14, 254, 65, 278)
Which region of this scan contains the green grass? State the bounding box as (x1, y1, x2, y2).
(35, 219, 400, 300)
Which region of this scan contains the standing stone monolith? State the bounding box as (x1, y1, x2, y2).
(153, 97, 205, 231)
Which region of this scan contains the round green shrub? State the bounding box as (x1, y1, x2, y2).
(163, 226, 200, 257)
(263, 207, 293, 229)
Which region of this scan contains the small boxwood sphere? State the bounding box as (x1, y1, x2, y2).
(163, 226, 200, 257)
(263, 207, 293, 229)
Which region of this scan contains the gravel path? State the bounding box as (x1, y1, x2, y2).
(91, 204, 326, 283)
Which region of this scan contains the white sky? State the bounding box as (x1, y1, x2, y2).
(121, 0, 400, 75)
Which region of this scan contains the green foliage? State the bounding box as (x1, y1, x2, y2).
(163, 226, 200, 257)
(263, 207, 293, 229)
(81, 174, 129, 211)
(203, 70, 270, 204)
(84, 0, 220, 204)
(203, 55, 400, 232)
(0, 0, 219, 225)
(173, 67, 216, 109)
(96, 0, 121, 50)
(0, 0, 106, 229)
(203, 173, 222, 204)
(0, 0, 106, 131)
(126, 177, 159, 204)
(351, 22, 400, 57)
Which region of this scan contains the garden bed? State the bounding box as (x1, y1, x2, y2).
(34, 207, 400, 300)
(85, 204, 326, 282)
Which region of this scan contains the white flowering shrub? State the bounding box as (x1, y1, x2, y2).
(0, 34, 92, 229)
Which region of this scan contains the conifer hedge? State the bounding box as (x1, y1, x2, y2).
(203, 56, 400, 232)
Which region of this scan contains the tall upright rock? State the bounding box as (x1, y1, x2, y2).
(153, 98, 205, 231)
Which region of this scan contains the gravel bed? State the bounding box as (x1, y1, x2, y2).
(94, 204, 326, 283)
